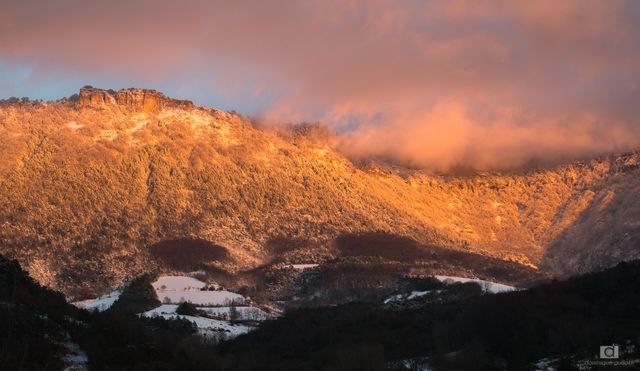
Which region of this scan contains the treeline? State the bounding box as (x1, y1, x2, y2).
(2, 256, 640, 370)
(0, 255, 216, 370)
(214, 260, 640, 370)
(0, 256, 74, 370)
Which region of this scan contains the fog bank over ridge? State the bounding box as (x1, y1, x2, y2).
(333, 100, 639, 172)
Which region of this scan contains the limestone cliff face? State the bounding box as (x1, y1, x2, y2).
(77, 87, 116, 107)
(77, 87, 194, 112)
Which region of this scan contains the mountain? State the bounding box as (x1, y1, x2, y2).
(1, 87, 639, 296)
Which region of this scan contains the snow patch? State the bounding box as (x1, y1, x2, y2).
(152, 276, 207, 291)
(153, 276, 243, 306)
(533, 357, 558, 371)
(66, 121, 84, 130)
(434, 275, 516, 293)
(158, 290, 244, 306)
(145, 304, 270, 321)
(384, 293, 404, 304)
(141, 304, 250, 337)
(288, 264, 319, 270)
(71, 290, 121, 312)
(199, 306, 272, 321)
(407, 290, 431, 299)
(143, 304, 180, 316)
(384, 290, 436, 304)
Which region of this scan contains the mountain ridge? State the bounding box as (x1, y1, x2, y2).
(1, 87, 639, 296)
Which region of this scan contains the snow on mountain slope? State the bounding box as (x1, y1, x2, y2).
(153, 275, 244, 305)
(384, 290, 435, 304)
(143, 276, 264, 339)
(434, 275, 516, 293)
(198, 306, 271, 320)
(141, 304, 250, 337)
(288, 264, 319, 270)
(152, 276, 207, 291)
(384, 275, 516, 303)
(157, 291, 244, 305)
(71, 290, 121, 312)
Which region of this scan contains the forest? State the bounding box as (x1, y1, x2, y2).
(2, 254, 639, 370)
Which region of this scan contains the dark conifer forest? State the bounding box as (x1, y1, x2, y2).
(2, 254, 639, 370)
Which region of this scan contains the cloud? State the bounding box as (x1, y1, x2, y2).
(337, 101, 637, 171)
(1, 0, 640, 170)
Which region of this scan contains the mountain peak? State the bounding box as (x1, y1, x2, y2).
(76, 86, 194, 112)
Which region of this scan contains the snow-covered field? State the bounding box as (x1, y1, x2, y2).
(152, 276, 207, 291)
(152, 275, 243, 306)
(434, 275, 516, 293)
(67, 274, 270, 345)
(71, 290, 121, 312)
(141, 304, 250, 337)
(157, 290, 244, 306)
(143, 303, 270, 321)
(144, 276, 275, 339)
(199, 305, 271, 320)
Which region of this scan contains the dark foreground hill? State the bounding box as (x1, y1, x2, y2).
(216, 260, 640, 370)
(0, 255, 207, 370)
(2, 254, 639, 370)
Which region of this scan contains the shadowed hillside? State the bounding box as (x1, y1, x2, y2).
(214, 260, 640, 371)
(1, 87, 639, 295)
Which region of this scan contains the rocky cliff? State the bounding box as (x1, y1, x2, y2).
(77, 86, 194, 112)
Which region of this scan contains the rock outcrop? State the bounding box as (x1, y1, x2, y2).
(77, 86, 116, 107)
(77, 86, 194, 112)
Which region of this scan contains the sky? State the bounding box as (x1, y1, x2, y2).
(1, 0, 640, 171)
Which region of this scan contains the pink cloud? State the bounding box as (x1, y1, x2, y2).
(1, 0, 639, 170)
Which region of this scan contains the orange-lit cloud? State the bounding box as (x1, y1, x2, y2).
(336, 101, 637, 171)
(1, 0, 640, 170)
